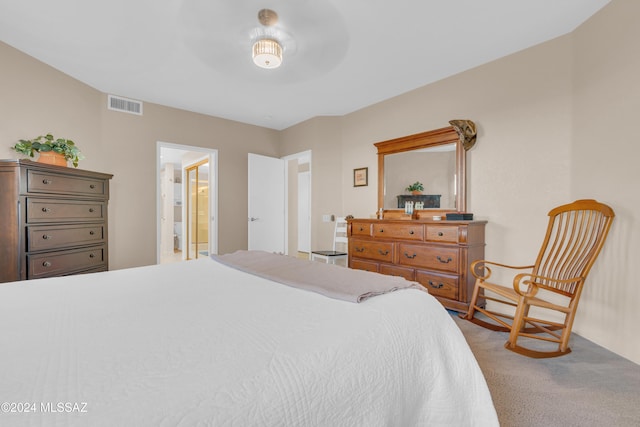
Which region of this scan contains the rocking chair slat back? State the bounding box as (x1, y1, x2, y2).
(533, 200, 615, 298)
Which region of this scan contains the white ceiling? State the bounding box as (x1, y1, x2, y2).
(0, 0, 609, 130)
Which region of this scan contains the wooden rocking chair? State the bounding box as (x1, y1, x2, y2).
(461, 199, 615, 358)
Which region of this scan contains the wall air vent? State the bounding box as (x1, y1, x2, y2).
(108, 95, 143, 116)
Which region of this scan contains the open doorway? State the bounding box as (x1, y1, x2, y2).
(157, 142, 218, 264)
(283, 150, 311, 259)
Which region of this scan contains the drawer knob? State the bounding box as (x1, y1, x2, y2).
(359, 227, 364, 231)
(42, 234, 51, 240)
(437, 256, 453, 264)
(409, 230, 414, 235)
(378, 249, 389, 256)
(41, 207, 51, 213)
(428, 280, 444, 289)
(42, 179, 52, 185)
(89, 208, 95, 213)
(42, 261, 51, 267)
(90, 184, 96, 189)
(355, 247, 365, 253)
(379, 228, 384, 233)
(89, 253, 95, 258)
(438, 232, 444, 236)
(404, 252, 417, 259)
(89, 230, 95, 235)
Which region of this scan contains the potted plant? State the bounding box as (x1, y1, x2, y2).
(406, 181, 424, 195)
(11, 133, 84, 167)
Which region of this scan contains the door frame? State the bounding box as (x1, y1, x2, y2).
(297, 170, 311, 253)
(156, 141, 218, 263)
(282, 150, 312, 256)
(184, 158, 211, 260)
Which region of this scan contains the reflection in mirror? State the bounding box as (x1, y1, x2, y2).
(384, 143, 456, 210)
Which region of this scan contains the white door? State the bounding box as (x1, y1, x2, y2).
(248, 153, 285, 253)
(297, 171, 310, 253)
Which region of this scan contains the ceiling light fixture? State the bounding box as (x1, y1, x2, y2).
(252, 9, 283, 69)
(252, 39, 282, 69)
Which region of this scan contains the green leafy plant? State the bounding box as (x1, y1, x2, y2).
(405, 181, 424, 193)
(11, 133, 84, 167)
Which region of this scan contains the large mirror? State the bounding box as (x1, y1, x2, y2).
(375, 120, 476, 214)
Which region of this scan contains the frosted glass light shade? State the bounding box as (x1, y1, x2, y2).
(252, 39, 282, 69)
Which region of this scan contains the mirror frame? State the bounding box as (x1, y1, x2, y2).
(375, 120, 477, 215)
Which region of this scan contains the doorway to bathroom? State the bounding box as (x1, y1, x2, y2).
(157, 142, 218, 264)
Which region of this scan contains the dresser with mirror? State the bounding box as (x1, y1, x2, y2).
(347, 120, 486, 312)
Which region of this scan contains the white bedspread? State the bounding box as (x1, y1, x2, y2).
(0, 257, 498, 426)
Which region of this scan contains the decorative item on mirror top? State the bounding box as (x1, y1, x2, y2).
(11, 133, 84, 167)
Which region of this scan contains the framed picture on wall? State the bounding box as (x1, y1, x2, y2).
(354, 167, 368, 187)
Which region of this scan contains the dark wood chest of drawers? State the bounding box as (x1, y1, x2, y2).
(0, 160, 113, 283)
(348, 218, 486, 312)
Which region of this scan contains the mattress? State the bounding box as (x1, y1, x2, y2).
(0, 255, 498, 426)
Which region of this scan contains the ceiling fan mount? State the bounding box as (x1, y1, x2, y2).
(257, 9, 278, 27)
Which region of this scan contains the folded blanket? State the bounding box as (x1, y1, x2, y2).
(211, 250, 426, 303)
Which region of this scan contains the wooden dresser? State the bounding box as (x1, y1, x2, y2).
(348, 218, 486, 312)
(0, 159, 113, 283)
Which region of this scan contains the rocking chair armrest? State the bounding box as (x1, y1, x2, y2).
(512, 273, 584, 298)
(471, 260, 535, 280)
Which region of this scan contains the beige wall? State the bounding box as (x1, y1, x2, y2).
(0, 42, 103, 169)
(280, 117, 343, 251)
(570, 0, 640, 364)
(2, 0, 638, 363)
(0, 41, 280, 270)
(99, 100, 279, 268)
(279, 1, 639, 363)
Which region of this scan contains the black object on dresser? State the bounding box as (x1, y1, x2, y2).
(0, 159, 113, 283)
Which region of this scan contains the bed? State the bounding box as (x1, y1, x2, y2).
(0, 250, 498, 426)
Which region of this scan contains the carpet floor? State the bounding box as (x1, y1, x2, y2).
(452, 314, 640, 427)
